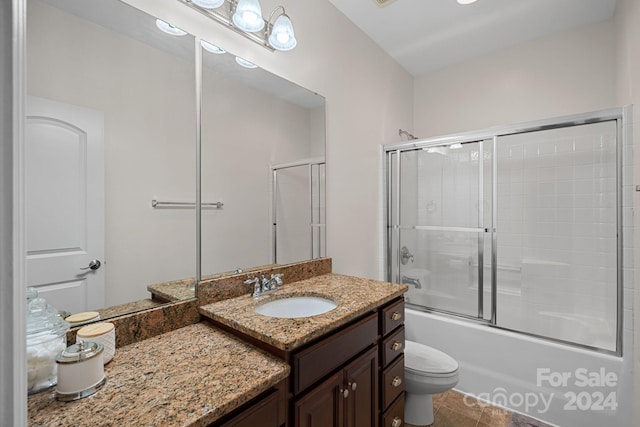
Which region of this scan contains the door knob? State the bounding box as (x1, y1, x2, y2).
(80, 260, 101, 271)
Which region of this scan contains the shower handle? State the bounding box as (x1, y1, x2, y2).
(400, 246, 414, 265)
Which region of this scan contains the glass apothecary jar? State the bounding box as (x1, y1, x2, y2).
(26, 288, 69, 394)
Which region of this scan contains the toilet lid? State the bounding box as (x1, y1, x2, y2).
(405, 340, 459, 375)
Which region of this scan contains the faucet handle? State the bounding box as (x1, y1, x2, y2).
(245, 277, 262, 297)
(270, 274, 283, 287)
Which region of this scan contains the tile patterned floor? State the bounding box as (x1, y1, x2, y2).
(406, 390, 554, 427)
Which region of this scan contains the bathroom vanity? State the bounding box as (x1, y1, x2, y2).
(200, 273, 407, 427)
(27, 261, 407, 427)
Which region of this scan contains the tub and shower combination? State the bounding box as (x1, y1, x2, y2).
(383, 108, 633, 427)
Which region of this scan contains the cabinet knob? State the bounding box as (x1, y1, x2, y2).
(391, 311, 401, 321)
(351, 381, 357, 391)
(341, 388, 349, 399)
(391, 416, 403, 427)
(391, 341, 403, 351)
(391, 376, 402, 387)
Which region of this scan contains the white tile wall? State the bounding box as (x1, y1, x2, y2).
(497, 121, 619, 351)
(394, 118, 629, 353)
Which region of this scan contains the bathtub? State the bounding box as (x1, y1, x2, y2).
(405, 307, 633, 427)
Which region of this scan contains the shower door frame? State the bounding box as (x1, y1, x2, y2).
(271, 158, 326, 264)
(384, 106, 628, 356)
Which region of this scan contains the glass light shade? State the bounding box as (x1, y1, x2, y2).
(155, 19, 187, 36)
(232, 0, 265, 32)
(268, 14, 296, 51)
(192, 0, 225, 9)
(235, 57, 258, 69)
(201, 40, 226, 54)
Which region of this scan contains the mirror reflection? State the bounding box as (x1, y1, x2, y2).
(200, 44, 326, 276)
(25, 0, 326, 322)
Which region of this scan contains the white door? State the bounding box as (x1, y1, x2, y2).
(26, 96, 105, 314)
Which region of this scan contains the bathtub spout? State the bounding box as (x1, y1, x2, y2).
(402, 275, 422, 289)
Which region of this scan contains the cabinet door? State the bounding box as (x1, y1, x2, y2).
(219, 390, 279, 427)
(344, 347, 379, 427)
(295, 372, 344, 427)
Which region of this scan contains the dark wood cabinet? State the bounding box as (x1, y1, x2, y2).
(208, 296, 406, 427)
(293, 298, 404, 427)
(295, 372, 343, 427)
(212, 382, 285, 427)
(344, 347, 378, 427)
(380, 299, 405, 427)
(296, 347, 378, 427)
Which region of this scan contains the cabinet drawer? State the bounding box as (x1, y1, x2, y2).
(293, 313, 378, 395)
(381, 326, 404, 368)
(381, 355, 404, 410)
(382, 393, 405, 427)
(381, 299, 404, 336)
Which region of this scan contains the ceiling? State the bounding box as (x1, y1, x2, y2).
(329, 0, 618, 76)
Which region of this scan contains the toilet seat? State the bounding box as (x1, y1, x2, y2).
(405, 340, 458, 377)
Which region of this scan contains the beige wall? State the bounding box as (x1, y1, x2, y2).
(413, 18, 618, 138)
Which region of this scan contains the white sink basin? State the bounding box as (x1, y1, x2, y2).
(255, 296, 338, 318)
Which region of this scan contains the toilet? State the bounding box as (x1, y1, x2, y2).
(404, 340, 459, 426)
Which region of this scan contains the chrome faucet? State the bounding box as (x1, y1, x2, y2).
(245, 274, 283, 297)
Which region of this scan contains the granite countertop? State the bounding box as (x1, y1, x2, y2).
(147, 278, 196, 302)
(199, 273, 408, 351)
(28, 323, 290, 427)
(147, 264, 276, 302)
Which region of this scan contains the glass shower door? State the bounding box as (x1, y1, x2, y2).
(272, 161, 326, 265)
(389, 140, 493, 320)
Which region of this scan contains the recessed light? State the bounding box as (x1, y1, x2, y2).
(201, 40, 226, 54)
(235, 56, 258, 69)
(155, 19, 187, 36)
(191, 0, 224, 9)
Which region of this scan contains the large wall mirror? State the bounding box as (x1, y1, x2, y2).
(25, 0, 326, 321)
(200, 39, 326, 278)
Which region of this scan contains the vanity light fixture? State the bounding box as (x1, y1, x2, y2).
(179, 0, 297, 52)
(235, 56, 258, 68)
(232, 0, 265, 32)
(155, 19, 187, 36)
(267, 6, 296, 51)
(201, 40, 226, 54)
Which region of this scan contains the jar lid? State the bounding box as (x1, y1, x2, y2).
(26, 297, 69, 337)
(77, 322, 114, 338)
(56, 340, 104, 364)
(65, 311, 100, 323)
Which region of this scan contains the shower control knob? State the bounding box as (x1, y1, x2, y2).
(391, 417, 403, 427)
(392, 341, 403, 351)
(391, 376, 402, 387)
